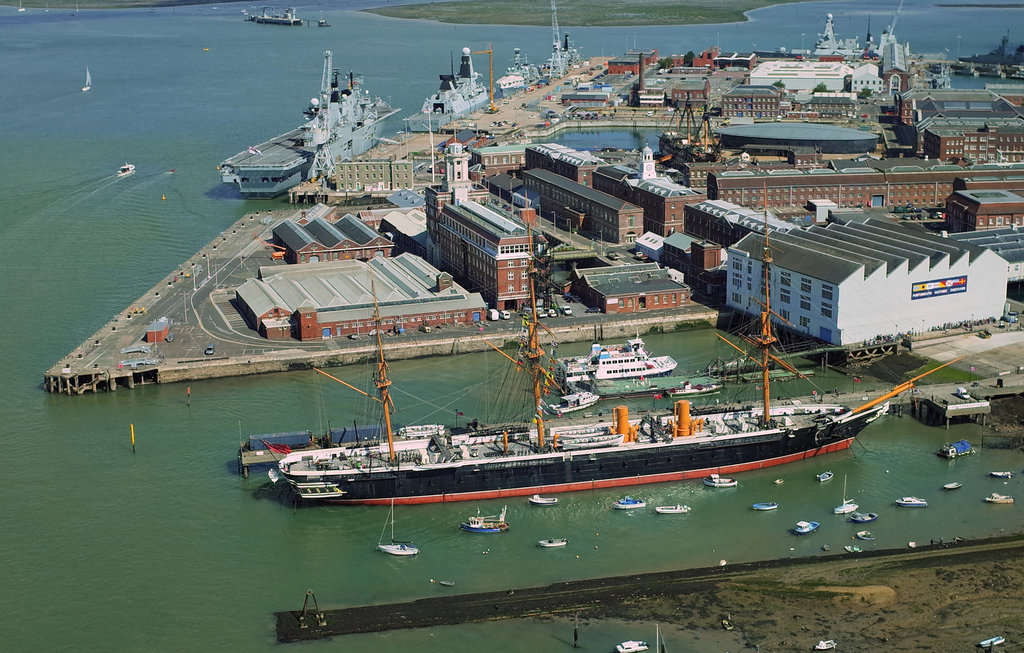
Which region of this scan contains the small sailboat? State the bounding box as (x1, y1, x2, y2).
(82, 67, 91, 92)
(833, 474, 858, 515)
(378, 499, 418, 556)
(18, 0, 26, 11)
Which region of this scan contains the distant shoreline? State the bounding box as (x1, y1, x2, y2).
(8, 0, 810, 26)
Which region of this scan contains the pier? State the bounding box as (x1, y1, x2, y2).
(275, 534, 1024, 642)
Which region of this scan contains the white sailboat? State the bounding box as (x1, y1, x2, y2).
(82, 67, 91, 92)
(833, 474, 859, 515)
(18, 1, 26, 12)
(378, 499, 418, 556)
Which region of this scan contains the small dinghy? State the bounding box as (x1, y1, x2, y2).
(943, 482, 962, 490)
(855, 530, 875, 541)
(613, 496, 646, 510)
(752, 502, 779, 511)
(849, 512, 878, 523)
(528, 494, 558, 506)
(538, 538, 568, 548)
(654, 504, 691, 514)
(817, 471, 834, 482)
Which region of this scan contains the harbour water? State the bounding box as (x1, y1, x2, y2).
(2, 1, 1024, 650)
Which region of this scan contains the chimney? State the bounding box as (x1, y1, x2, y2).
(638, 51, 645, 92)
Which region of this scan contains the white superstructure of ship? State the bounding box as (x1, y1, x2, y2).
(557, 337, 678, 385)
(404, 47, 490, 133)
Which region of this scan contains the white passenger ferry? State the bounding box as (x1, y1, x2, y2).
(556, 337, 677, 385)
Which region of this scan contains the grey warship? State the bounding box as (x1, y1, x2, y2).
(220, 51, 399, 199)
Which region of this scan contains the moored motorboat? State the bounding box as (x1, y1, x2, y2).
(855, 530, 875, 541)
(937, 439, 973, 458)
(978, 635, 1005, 648)
(556, 336, 678, 385)
(460, 505, 509, 533)
(943, 482, 963, 490)
(666, 379, 721, 397)
(528, 494, 558, 506)
(544, 389, 600, 415)
(654, 504, 691, 514)
(985, 493, 1015, 504)
(704, 474, 738, 488)
(537, 538, 568, 547)
(895, 496, 927, 507)
(116, 163, 135, 177)
(752, 502, 779, 511)
(615, 640, 649, 653)
(843, 545, 862, 553)
(849, 512, 878, 523)
(614, 496, 646, 510)
(990, 471, 1014, 479)
(817, 471, 834, 482)
(814, 639, 837, 650)
(794, 520, 820, 534)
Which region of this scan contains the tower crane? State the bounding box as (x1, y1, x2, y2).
(471, 44, 498, 113)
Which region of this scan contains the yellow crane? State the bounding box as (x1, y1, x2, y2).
(472, 44, 498, 113)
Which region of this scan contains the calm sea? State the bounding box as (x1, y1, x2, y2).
(1, 1, 1022, 650)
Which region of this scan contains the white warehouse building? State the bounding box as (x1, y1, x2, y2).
(726, 219, 1008, 345)
(749, 60, 853, 92)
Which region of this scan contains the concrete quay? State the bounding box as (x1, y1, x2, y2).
(42, 208, 717, 395)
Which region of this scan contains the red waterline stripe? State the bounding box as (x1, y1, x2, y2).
(324, 438, 855, 506)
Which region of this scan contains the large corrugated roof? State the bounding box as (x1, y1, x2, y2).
(718, 123, 874, 141)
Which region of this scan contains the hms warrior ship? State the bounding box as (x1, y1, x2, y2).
(273, 222, 947, 506)
(404, 47, 490, 133)
(220, 51, 399, 199)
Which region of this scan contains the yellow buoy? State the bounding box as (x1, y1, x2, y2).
(161, 195, 166, 201)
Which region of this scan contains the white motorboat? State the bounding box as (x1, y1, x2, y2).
(990, 471, 1014, 479)
(895, 496, 927, 507)
(817, 470, 834, 482)
(117, 163, 135, 177)
(943, 482, 962, 490)
(528, 494, 558, 506)
(814, 638, 837, 649)
(985, 493, 1014, 504)
(537, 538, 568, 548)
(654, 504, 691, 514)
(703, 474, 738, 488)
(616, 641, 648, 653)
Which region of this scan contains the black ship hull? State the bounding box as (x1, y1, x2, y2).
(290, 407, 882, 505)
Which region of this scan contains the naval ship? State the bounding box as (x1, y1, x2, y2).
(404, 47, 490, 133)
(220, 51, 399, 199)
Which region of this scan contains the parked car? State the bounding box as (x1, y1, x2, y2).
(204, 343, 215, 355)
(585, 307, 602, 313)
(561, 306, 573, 316)
(547, 308, 558, 318)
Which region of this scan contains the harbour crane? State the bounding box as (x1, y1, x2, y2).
(471, 44, 498, 113)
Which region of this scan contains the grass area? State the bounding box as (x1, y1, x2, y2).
(365, 0, 805, 27)
(906, 359, 977, 384)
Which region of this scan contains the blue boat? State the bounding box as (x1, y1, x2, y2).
(752, 502, 779, 511)
(459, 506, 509, 533)
(794, 520, 820, 534)
(848, 512, 878, 523)
(613, 496, 647, 510)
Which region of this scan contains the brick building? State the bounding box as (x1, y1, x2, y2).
(431, 199, 537, 311)
(923, 121, 1024, 164)
(524, 143, 605, 186)
(271, 210, 394, 264)
(470, 143, 527, 176)
(333, 159, 413, 194)
(591, 147, 706, 236)
(522, 168, 644, 244)
(721, 85, 785, 118)
(683, 199, 794, 247)
(568, 263, 689, 314)
(668, 78, 711, 109)
(234, 255, 486, 340)
(945, 189, 1024, 232)
(707, 160, 1024, 210)
(606, 49, 659, 75)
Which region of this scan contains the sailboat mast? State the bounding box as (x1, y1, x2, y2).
(371, 283, 396, 462)
(525, 227, 546, 449)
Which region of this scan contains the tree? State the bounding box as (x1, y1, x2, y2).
(813, 83, 829, 93)
(772, 80, 785, 89)
(683, 50, 696, 66)
(858, 87, 873, 99)
(658, 57, 674, 70)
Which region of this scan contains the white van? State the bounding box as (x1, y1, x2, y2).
(499, 310, 511, 320)
(488, 308, 500, 321)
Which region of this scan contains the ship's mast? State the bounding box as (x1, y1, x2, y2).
(525, 228, 547, 450)
(756, 222, 775, 426)
(371, 280, 397, 462)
